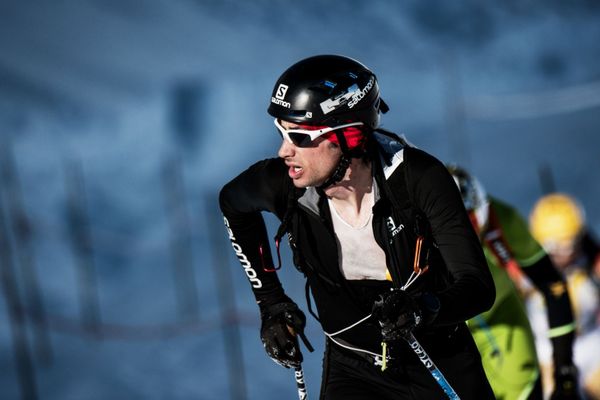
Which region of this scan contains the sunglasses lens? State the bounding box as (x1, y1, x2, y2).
(288, 132, 313, 147)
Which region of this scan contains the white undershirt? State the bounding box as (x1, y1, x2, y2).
(328, 194, 388, 280)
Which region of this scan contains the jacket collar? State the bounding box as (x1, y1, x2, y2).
(374, 131, 407, 179)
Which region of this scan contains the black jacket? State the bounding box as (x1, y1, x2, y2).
(219, 132, 495, 354)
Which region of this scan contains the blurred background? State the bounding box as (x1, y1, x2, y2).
(1, 1, 599, 399)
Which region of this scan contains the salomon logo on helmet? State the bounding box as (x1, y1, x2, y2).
(271, 96, 291, 108)
(348, 76, 375, 109)
(275, 84, 288, 100)
(271, 83, 292, 108)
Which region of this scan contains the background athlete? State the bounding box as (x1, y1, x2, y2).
(529, 193, 600, 399)
(448, 165, 581, 400)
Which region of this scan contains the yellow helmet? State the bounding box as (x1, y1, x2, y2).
(529, 193, 585, 250)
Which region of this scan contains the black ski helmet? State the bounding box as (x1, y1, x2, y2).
(267, 55, 388, 129)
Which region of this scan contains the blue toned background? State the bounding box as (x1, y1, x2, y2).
(1, 1, 599, 399)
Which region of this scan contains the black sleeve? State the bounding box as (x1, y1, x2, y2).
(406, 148, 495, 325)
(218, 158, 292, 309)
(521, 254, 576, 367)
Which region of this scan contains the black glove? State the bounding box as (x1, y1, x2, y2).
(260, 301, 307, 369)
(550, 364, 581, 400)
(372, 289, 439, 341)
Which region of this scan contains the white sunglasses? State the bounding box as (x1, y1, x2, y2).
(274, 119, 364, 147)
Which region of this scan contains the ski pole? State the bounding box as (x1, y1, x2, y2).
(403, 332, 460, 400)
(391, 275, 459, 399)
(294, 365, 308, 400)
(294, 330, 313, 399)
(285, 316, 313, 400)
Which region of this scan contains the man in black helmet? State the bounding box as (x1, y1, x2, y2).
(219, 54, 496, 399)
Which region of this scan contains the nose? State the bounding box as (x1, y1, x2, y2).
(278, 139, 295, 158)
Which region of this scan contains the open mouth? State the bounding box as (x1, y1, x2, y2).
(288, 164, 303, 179)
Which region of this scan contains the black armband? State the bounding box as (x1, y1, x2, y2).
(550, 330, 576, 369)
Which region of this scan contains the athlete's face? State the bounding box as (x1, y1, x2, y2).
(277, 120, 342, 188)
(547, 242, 579, 270)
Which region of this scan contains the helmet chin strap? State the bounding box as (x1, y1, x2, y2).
(317, 129, 362, 190)
(317, 154, 351, 190)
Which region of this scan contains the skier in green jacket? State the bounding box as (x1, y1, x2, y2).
(448, 165, 581, 400)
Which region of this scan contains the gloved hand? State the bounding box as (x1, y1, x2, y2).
(260, 301, 307, 369)
(372, 289, 439, 341)
(550, 364, 581, 400)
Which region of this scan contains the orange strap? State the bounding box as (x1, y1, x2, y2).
(413, 236, 429, 274)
